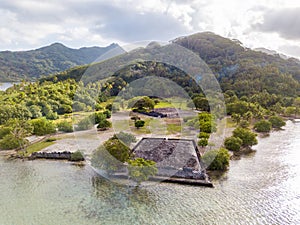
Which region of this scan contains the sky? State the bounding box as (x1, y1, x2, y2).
(1, 0, 300, 58)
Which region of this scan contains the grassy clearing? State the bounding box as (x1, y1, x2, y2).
(20, 140, 56, 157)
(167, 124, 182, 134)
(154, 98, 189, 110)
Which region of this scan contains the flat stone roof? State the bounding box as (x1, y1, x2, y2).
(132, 138, 202, 173)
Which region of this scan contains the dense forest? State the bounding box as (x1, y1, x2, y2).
(0, 43, 120, 81)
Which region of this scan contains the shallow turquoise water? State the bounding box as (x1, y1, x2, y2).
(0, 120, 299, 225)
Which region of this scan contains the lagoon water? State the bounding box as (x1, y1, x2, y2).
(0, 121, 299, 225)
(0, 82, 16, 91)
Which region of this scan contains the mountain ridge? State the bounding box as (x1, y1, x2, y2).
(0, 42, 120, 82)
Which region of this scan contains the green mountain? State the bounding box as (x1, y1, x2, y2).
(173, 32, 300, 96)
(43, 32, 300, 99)
(0, 43, 120, 82)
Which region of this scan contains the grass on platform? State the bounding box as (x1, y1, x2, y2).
(20, 140, 56, 157)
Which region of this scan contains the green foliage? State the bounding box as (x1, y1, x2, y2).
(57, 120, 73, 132)
(105, 104, 112, 111)
(192, 97, 210, 111)
(224, 136, 243, 151)
(268, 116, 286, 128)
(128, 158, 158, 185)
(97, 119, 111, 130)
(129, 96, 155, 111)
(232, 127, 258, 147)
(30, 118, 56, 136)
(73, 101, 86, 112)
(199, 113, 216, 133)
(112, 132, 137, 146)
(0, 134, 29, 150)
(103, 110, 111, 119)
(46, 111, 59, 120)
(91, 145, 123, 172)
(198, 138, 208, 147)
(70, 151, 85, 161)
(135, 120, 145, 129)
(45, 137, 57, 142)
(103, 138, 131, 163)
(0, 127, 11, 139)
(198, 132, 210, 139)
(76, 116, 94, 131)
(0, 119, 33, 149)
(254, 120, 272, 133)
(91, 137, 132, 173)
(238, 120, 250, 128)
(202, 148, 230, 171)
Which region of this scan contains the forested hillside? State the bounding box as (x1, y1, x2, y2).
(0, 43, 120, 81)
(173, 32, 300, 97)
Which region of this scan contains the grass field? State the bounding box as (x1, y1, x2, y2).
(20, 140, 56, 157)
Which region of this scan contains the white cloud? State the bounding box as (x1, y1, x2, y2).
(0, 0, 300, 58)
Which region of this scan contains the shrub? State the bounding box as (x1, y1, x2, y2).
(198, 138, 208, 147)
(76, 117, 94, 131)
(45, 137, 57, 142)
(135, 120, 145, 129)
(97, 119, 112, 130)
(0, 127, 11, 139)
(58, 120, 73, 133)
(224, 136, 243, 151)
(0, 134, 29, 150)
(105, 104, 112, 111)
(46, 111, 59, 120)
(198, 132, 210, 139)
(202, 148, 230, 170)
(254, 120, 272, 133)
(238, 120, 250, 128)
(103, 110, 111, 119)
(30, 118, 57, 136)
(128, 158, 158, 185)
(232, 127, 257, 147)
(73, 101, 86, 112)
(268, 116, 286, 128)
(70, 151, 85, 161)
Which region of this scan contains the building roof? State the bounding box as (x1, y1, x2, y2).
(132, 138, 202, 173)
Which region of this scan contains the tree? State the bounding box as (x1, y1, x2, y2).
(76, 116, 94, 131)
(46, 111, 58, 120)
(130, 96, 155, 111)
(97, 119, 111, 130)
(29, 105, 42, 119)
(103, 138, 131, 163)
(91, 138, 131, 173)
(0, 134, 29, 150)
(198, 138, 208, 147)
(135, 120, 145, 129)
(128, 158, 158, 186)
(198, 132, 210, 139)
(202, 148, 230, 170)
(224, 136, 243, 151)
(0, 119, 32, 150)
(30, 118, 56, 135)
(232, 127, 257, 147)
(268, 116, 286, 129)
(193, 97, 210, 111)
(57, 120, 73, 132)
(254, 120, 272, 133)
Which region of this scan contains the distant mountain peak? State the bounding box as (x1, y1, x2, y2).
(0, 42, 121, 82)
